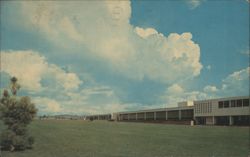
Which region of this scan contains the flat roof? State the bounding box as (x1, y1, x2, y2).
(116, 106, 194, 114)
(194, 95, 249, 103)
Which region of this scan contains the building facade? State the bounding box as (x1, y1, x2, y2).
(84, 96, 249, 126)
(194, 96, 249, 125)
(116, 106, 194, 123)
(85, 114, 111, 121)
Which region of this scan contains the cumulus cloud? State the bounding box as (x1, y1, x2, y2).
(162, 67, 249, 106)
(47, 85, 127, 115)
(33, 97, 61, 113)
(135, 27, 159, 39)
(162, 83, 209, 106)
(167, 84, 184, 94)
(1, 50, 82, 91)
(33, 66, 248, 114)
(1, 1, 206, 114)
(47, 64, 82, 90)
(1, 50, 46, 91)
(18, 1, 202, 84)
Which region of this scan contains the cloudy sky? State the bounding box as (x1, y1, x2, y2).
(0, 0, 249, 115)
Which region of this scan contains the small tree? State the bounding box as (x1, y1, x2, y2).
(0, 77, 37, 151)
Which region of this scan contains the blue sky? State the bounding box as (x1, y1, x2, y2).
(0, 0, 249, 115)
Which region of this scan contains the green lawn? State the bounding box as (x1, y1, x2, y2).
(0, 120, 249, 157)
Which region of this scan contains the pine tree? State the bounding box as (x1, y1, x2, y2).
(0, 77, 37, 151)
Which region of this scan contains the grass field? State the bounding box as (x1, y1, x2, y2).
(0, 120, 249, 157)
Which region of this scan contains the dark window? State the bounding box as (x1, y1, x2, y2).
(243, 99, 249, 107)
(237, 99, 242, 107)
(223, 101, 229, 108)
(231, 100, 236, 107)
(218, 101, 223, 108)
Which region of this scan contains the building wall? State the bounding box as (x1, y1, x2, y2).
(194, 96, 249, 117)
(181, 109, 193, 120)
(167, 110, 179, 120)
(137, 112, 145, 120)
(115, 106, 194, 122)
(146, 112, 154, 120)
(129, 113, 136, 120)
(156, 111, 166, 120)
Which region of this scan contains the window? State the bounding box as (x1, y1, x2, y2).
(223, 101, 229, 108)
(231, 100, 236, 107)
(237, 99, 242, 107)
(209, 103, 212, 113)
(243, 99, 249, 107)
(206, 103, 208, 113)
(219, 101, 223, 108)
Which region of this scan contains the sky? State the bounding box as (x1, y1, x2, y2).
(0, 0, 249, 115)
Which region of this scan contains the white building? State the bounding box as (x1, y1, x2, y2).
(84, 96, 249, 126)
(194, 96, 249, 125)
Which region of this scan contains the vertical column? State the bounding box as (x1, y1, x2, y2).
(212, 116, 215, 125)
(136, 113, 138, 121)
(166, 111, 168, 120)
(154, 112, 156, 120)
(144, 112, 146, 120)
(98, 115, 100, 120)
(229, 116, 233, 125)
(179, 110, 182, 120)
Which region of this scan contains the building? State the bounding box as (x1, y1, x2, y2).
(85, 114, 111, 121)
(194, 96, 249, 125)
(84, 96, 249, 126)
(116, 105, 193, 124)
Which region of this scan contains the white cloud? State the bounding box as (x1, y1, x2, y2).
(223, 67, 249, 82)
(162, 83, 209, 107)
(187, 0, 204, 9)
(80, 86, 114, 97)
(1, 1, 208, 114)
(18, 1, 203, 84)
(202, 67, 249, 97)
(167, 84, 184, 94)
(47, 64, 82, 90)
(135, 27, 159, 39)
(1, 50, 47, 91)
(220, 67, 249, 96)
(1, 50, 82, 91)
(33, 97, 61, 113)
(162, 67, 249, 106)
(203, 85, 218, 93)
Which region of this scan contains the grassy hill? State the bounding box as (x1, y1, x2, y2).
(0, 120, 249, 157)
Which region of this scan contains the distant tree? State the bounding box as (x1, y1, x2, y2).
(0, 77, 37, 151)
